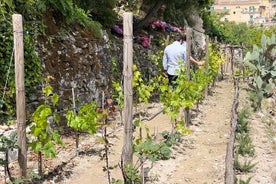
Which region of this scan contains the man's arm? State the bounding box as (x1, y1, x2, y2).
(190, 56, 204, 66)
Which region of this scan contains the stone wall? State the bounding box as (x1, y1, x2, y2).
(32, 26, 206, 114)
(36, 30, 116, 110)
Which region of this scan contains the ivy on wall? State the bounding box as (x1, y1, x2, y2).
(0, 0, 105, 122)
(0, 3, 42, 122)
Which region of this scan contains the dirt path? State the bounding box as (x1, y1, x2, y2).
(143, 80, 234, 184)
(61, 80, 234, 184)
(17, 79, 274, 184)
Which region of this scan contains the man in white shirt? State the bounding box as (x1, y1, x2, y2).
(162, 34, 204, 88)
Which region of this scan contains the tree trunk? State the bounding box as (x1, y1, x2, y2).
(134, 1, 164, 31)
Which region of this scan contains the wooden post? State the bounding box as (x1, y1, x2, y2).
(165, 35, 170, 45)
(184, 28, 192, 126)
(230, 46, 234, 76)
(102, 91, 111, 184)
(241, 43, 245, 81)
(149, 35, 153, 47)
(71, 88, 79, 156)
(220, 46, 225, 80)
(225, 78, 239, 184)
(13, 14, 27, 177)
(205, 35, 209, 97)
(121, 12, 133, 178)
(213, 37, 218, 86)
(186, 28, 191, 80)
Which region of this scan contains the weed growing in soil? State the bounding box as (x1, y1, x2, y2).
(235, 133, 255, 157)
(234, 156, 257, 173)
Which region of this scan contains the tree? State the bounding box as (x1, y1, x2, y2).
(134, 0, 214, 30)
(202, 11, 276, 46)
(73, 0, 117, 28)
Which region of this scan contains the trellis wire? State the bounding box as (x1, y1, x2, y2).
(1, 47, 14, 102)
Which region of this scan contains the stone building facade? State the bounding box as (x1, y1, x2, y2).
(211, 0, 276, 25)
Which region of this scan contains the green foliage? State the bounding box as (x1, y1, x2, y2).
(202, 12, 227, 41)
(234, 156, 257, 173)
(29, 82, 64, 158)
(66, 101, 101, 134)
(161, 0, 214, 26)
(236, 109, 250, 134)
(112, 63, 156, 113)
(235, 176, 253, 184)
(123, 164, 141, 184)
(43, 0, 103, 37)
(148, 49, 165, 69)
(134, 122, 172, 161)
(208, 42, 225, 80)
(243, 34, 276, 110)
(0, 132, 18, 165)
(161, 130, 181, 147)
(134, 138, 172, 161)
(235, 133, 255, 157)
(234, 108, 256, 181)
(73, 0, 117, 28)
(133, 64, 155, 104)
(248, 92, 259, 111)
(69, 6, 102, 38)
(111, 178, 123, 184)
(0, 3, 43, 122)
(148, 41, 223, 124)
(9, 176, 27, 184)
(114, 0, 143, 15)
(6, 168, 41, 184)
(203, 11, 276, 46)
(160, 66, 209, 122)
(112, 81, 124, 110)
(175, 121, 192, 135)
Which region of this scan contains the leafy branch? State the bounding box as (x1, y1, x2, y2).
(66, 101, 102, 155)
(28, 78, 64, 176)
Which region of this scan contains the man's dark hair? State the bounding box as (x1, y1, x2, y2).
(183, 34, 186, 41)
(174, 34, 185, 41)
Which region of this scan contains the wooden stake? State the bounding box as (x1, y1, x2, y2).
(165, 35, 170, 45)
(121, 12, 133, 176)
(186, 28, 191, 81)
(13, 14, 27, 177)
(184, 28, 192, 126)
(71, 88, 79, 156)
(205, 35, 209, 97)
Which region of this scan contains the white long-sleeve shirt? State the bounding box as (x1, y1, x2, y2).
(162, 41, 186, 76)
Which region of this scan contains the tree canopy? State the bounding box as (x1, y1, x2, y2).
(134, 0, 214, 30)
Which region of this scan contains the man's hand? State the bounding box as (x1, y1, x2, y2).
(190, 56, 205, 66)
(197, 61, 205, 66)
(163, 71, 168, 78)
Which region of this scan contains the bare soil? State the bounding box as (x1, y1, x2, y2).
(2, 79, 276, 184)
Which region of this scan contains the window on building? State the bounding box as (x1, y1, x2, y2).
(224, 7, 227, 10)
(233, 11, 236, 14)
(249, 6, 255, 12)
(250, 15, 254, 21)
